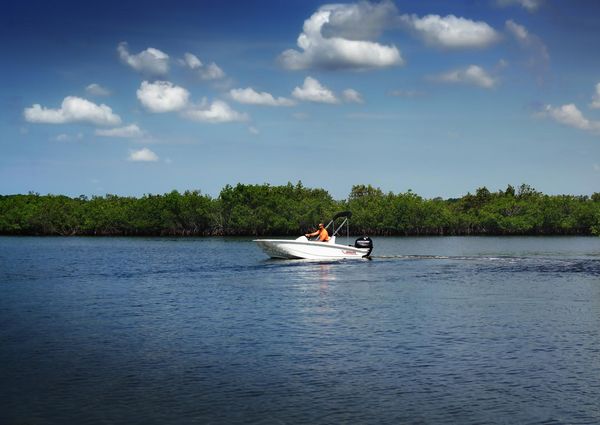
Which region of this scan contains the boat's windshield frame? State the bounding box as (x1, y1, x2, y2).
(324, 211, 352, 243)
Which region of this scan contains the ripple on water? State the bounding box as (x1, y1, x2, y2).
(1, 236, 600, 424)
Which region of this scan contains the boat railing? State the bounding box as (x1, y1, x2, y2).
(325, 211, 352, 245)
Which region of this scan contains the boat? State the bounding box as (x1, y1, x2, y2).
(254, 211, 373, 260)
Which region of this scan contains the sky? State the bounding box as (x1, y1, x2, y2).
(1, 0, 600, 199)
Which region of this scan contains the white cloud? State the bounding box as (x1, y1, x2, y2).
(137, 81, 190, 113)
(180, 53, 226, 80)
(24, 96, 122, 126)
(342, 88, 363, 103)
(320, 0, 399, 40)
(542, 104, 600, 133)
(181, 52, 203, 69)
(505, 19, 528, 41)
(183, 99, 249, 123)
(135, 80, 248, 124)
(279, 4, 402, 70)
(129, 147, 159, 162)
(590, 83, 600, 109)
(497, 0, 544, 12)
(118, 42, 169, 75)
(292, 77, 339, 104)
(230, 87, 295, 106)
(505, 20, 549, 67)
(85, 83, 111, 97)
(434, 65, 497, 89)
(248, 126, 259, 135)
(400, 14, 500, 49)
(95, 124, 144, 138)
(201, 63, 225, 80)
(54, 132, 83, 142)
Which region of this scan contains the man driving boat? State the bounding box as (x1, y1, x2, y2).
(305, 223, 330, 242)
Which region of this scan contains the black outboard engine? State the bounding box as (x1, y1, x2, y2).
(354, 236, 373, 258)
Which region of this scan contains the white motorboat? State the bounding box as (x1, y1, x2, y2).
(254, 211, 373, 260)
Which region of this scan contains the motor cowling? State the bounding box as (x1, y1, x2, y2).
(354, 236, 373, 257)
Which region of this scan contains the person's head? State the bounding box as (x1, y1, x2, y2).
(318, 223, 324, 229)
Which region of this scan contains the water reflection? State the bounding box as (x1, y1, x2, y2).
(318, 263, 335, 281)
(268, 259, 340, 286)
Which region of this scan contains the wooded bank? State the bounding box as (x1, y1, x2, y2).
(1, 183, 599, 236)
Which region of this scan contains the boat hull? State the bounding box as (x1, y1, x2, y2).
(254, 239, 371, 260)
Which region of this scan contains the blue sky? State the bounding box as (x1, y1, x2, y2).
(2, 0, 600, 199)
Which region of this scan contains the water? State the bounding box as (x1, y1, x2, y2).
(1, 236, 599, 424)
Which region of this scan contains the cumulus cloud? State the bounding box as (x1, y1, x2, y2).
(320, 0, 399, 40)
(179, 53, 225, 80)
(85, 83, 111, 97)
(118, 42, 169, 76)
(400, 14, 500, 49)
(95, 124, 144, 138)
(136, 81, 248, 124)
(129, 147, 159, 162)
(342, 88, 363, 103)
(181, 52, 202, 69)
(433, 65, 497, 88)
(505, 19, 528, 41)
(497, 0, 544, 12)
(292, 77, 339, 104)
(541, 104, 600, 133)
(183, 99, 249, 123)
(590, 83, 600, 109)
(279, 3, 403, 70)
(137, 81, 190, 113)
(201, 63, 226, 80)
(505, 20, 549, 68)
(229, 87, 295, 106)
(24, 96, 122, 126)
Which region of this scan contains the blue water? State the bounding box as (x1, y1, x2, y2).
(1, 236, 600, 424)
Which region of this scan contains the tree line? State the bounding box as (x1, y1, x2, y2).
(1, 182, 599, 236)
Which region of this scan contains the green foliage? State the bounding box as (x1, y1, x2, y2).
(0, 190, 217, 236)
(0, 183, 599, 236)
(219, 182, 336, 235)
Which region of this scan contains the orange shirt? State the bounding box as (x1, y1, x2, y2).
(318, 228, 330, 242)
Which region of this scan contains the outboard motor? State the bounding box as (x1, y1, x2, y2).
(354, 236, 373, 258)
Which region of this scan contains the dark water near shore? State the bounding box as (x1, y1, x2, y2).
(1, 236, 600, 424)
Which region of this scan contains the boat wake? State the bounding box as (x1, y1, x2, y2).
(371, 254, 600, 275)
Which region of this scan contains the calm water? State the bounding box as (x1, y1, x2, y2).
(1, 236, 599, 424)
